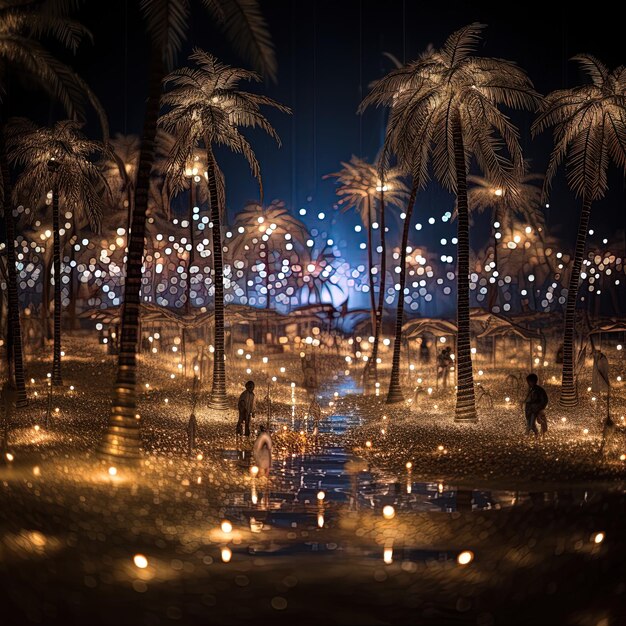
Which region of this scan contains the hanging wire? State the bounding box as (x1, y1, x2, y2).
(291, 0, 297, 210)
(123, 0, 128, 134)
(312, 1, 317, 197)
(358, 0, 363, 156)
(402, 0, 406, 64)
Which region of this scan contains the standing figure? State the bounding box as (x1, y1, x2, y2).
(523, 373, 549, 438)
(253, 424, 272, 477)
(236, 380, 255, 436)
(419, 337, 431, 364)
(186, 413, 197, 455)
(437, 347, 452, 389)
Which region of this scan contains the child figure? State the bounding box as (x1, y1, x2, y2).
(253, 424, 272, 477)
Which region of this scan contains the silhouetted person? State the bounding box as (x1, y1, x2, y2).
(437, 347, 452, 388)
(524, 373, 548, 438)
(236, 380, 255, 436)
(186, 413, 197, 455)
(419, 338, 431, 363)
(556, 343, 564, 364)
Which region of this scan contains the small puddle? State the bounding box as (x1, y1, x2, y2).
(219, 378, 617, 559)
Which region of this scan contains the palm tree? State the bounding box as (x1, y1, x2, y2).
(325, 157, 407, 383)
(159, 49, 289, 410)
(229, 199, 308, 313)
(301, 243, 342, 306)
(532, 55, 626, 407)
(361, 24, 539, 418)
(457, 169, 544, 309)
(325, 157, 379, 337)
(99, 0, 277, 462)
(7, 119, 108, 386)
(0, 0, 106, 406)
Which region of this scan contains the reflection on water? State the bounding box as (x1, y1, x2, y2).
(221, 409, 601, 536)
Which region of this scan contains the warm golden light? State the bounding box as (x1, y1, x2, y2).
(382, 505, 395, 519)
(457, 551, 474, 565)
(133, 554, 148, 569)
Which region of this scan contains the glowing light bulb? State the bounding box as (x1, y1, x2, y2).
(133, 554, 148, 568)
(457, 551, 474, 565)
(382, 505, 395, 519)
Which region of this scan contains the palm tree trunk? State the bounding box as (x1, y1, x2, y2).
(186, 182, 195, 314)
(0, 131, 27, 406)
(453, 114, 477, 422)
(370, 188, 386, 383)
(560, 195, 592, 407)
(487, 205, 501, 310)
(68, 240, 77, 331)
(42, 257, 51, 343)
(206, 145, 228, 410)
(265, 255, 271, 344)
(386, 181, 418, 404)
(366, 195, 377, 336)
(98, 53, 164, 462)
(51, 191, 63, 386)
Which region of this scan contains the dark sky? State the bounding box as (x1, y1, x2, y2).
(11, 0, 626, 258)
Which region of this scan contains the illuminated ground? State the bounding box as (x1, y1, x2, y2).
(1, 334, 625, 625)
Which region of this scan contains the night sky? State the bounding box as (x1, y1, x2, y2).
(10, 0, 626, 264)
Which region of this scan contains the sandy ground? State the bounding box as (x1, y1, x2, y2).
(0, 334, 625, 625)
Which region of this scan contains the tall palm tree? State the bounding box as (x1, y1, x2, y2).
(456, 169, 544, 309)
(325, 157, 379, 337)
(229, 199, 308, 313)
(7, 119, 107, 385)
(0, 0, 106, 406)
(325, 156, 408, 383)
(532, 55, 626, 407)
(99, 0, 277, 462)
(361, 24, 539, 418)
(159, 49, 289, 409)
(369, 167, 408, 383)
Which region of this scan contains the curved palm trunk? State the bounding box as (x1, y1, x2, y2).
(386, 181, 418, 404)
(98, 54, 164, 462)
(366, 195, 377, 335)
(0, 133, 27, 406)
(370, 188, 386, 383)
(51, 191, 63, 386)
(560, 195, 592, 407)
(453, 115, 477, 422)
(206, 146, 228, 410)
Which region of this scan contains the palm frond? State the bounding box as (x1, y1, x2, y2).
(212, 0, 277, 82)
(572, 53, 609, 86)
(140, 0, 190, 70)
(440, 22, 485, 67)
